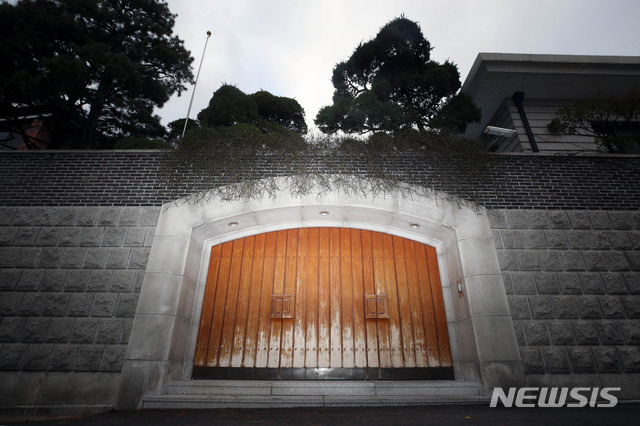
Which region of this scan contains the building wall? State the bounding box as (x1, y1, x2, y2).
(0, 206, 158, 414)
(492, 99, 600, 153)
(0, 151, 639, 412)
(489, 209, 640, 398)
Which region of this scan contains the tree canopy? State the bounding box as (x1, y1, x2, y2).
(197, 84, 307, 134)
(315, 16, 479, 135)
(0, 0, 193, 149)
(251, 90, 307, 134)
(197, 85, 259, 129)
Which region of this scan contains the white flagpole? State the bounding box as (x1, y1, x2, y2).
(181, 30, 212, 140)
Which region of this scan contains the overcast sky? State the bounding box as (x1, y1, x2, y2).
(159, 0, 640, 131)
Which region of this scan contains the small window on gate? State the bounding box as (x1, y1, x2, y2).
(271, 295, 294, 318)
(365, 295, 389, 319)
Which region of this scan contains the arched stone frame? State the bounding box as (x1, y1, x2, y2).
(116, 182, 525, 409)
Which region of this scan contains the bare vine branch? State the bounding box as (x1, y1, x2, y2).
(161, 126, 490, 210)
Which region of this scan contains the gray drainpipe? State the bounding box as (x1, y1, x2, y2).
(512, 92, 539, 152)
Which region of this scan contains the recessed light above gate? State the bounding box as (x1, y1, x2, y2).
(319, 211, 330, 216)
(228, 221, 239, 227)
(410, 223, 420, 229)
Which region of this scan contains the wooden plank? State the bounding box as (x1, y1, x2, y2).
(278, 229, 299, 368)
(242, 233, 266, 368)
(204, 241, 234, 367)
(292, 228, 308, 368)
(427, 245, 453, 367)
(217, 239, 245, 367)
(350, 229, 367, 368)
(403, 239, 428, 367)
(267, 230, 287, 368)
(317, 227, 331, 368)
(382, 233, 403, 368)
(329, 227, 342, 368)
(194, 243, 223, 367)
(340, 228, 355, 368)
(414, 242, 440, 367)
(392, 235, 416, 368)
(304, 227, 319, 368)
(255, 231, 276, 368)
(370, 231, 391, 368)
(360, 230, 379, 368)
(230, 235, 255, 367)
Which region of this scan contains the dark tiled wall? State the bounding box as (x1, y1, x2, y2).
(1, 151, 639, 209)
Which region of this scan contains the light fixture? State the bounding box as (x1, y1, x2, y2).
(409, 223, 420, 229)
(319, 211, 330, 216)
(228, 221, 239, 227)
(484, 126, 517, 137)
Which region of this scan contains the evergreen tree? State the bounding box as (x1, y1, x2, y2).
(315, 16, 479, 135)
(197, 85, 259, 128)
(0, 0, 193, 148)
(198, 85, 307, 134)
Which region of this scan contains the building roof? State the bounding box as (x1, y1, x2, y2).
(462, 53, 640, 139)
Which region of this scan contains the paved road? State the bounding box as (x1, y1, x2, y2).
(3, 404, 640, 426)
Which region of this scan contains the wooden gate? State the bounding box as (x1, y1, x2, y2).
(193, 228, 452, 380)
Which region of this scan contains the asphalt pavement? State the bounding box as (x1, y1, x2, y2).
(2, 403, 640, 426)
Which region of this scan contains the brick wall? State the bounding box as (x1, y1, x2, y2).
(489, 209, 640, 396)
(1, 151, 639, 209)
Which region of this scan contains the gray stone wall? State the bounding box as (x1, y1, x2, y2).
(2, 203, 640, 410)
(490, 209, 640, 398)
(0, 206, 158, 411)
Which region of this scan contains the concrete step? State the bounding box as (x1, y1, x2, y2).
(142, 393, 490, 409)
(167, 379, 479, 396)
(142, 380, 487, 409)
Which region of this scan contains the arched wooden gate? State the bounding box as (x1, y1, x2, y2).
(193, 227, 452, 380)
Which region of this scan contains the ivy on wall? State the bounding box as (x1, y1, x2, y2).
(162, 124, 490, 209)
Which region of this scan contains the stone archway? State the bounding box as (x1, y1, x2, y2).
(116, 182, 524, 409)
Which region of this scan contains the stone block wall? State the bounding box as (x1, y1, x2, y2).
(0, 206, 158, 410)
(490, 209, 640, 397)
